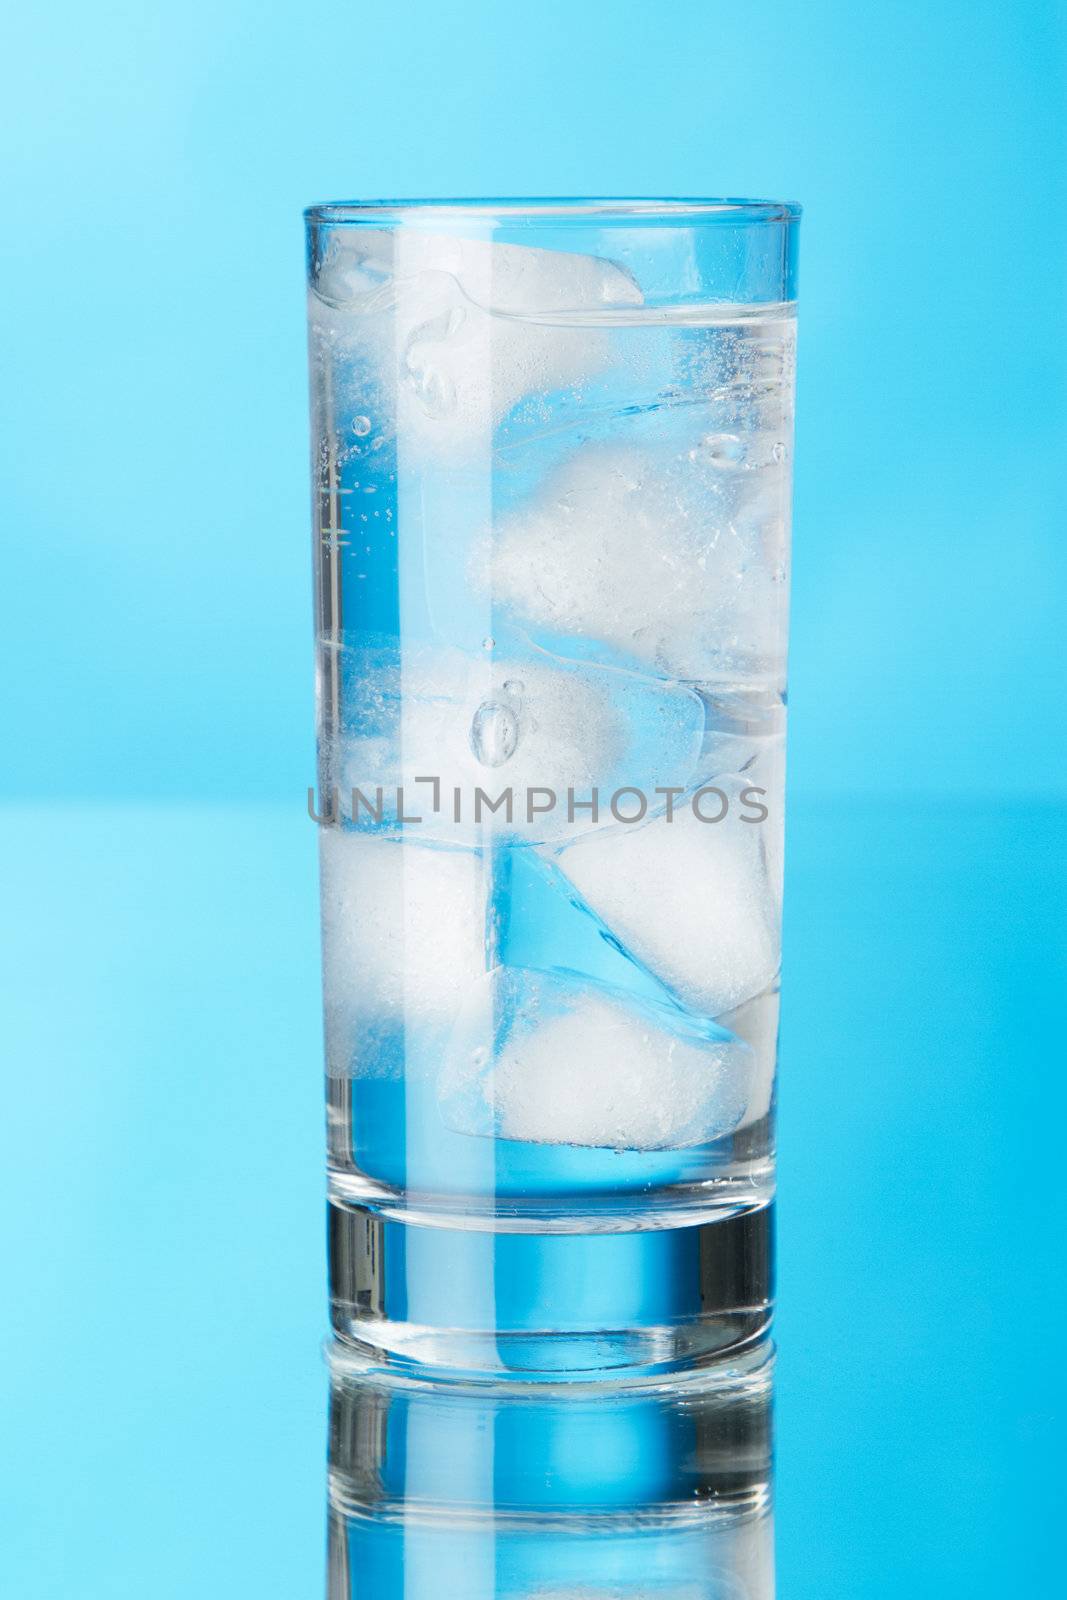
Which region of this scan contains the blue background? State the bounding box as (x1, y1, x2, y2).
(2, 2, 1064, 1595)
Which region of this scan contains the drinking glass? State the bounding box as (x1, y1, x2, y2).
(305, 198, 800, 1375)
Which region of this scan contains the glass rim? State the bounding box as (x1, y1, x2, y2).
(304, 196, 802, 226)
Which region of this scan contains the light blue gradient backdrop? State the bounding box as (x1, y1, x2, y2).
(1, 3, 1064, 1597)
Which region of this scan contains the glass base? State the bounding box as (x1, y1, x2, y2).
(328, 1198, 773, 1379)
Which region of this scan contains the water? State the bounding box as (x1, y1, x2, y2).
(307, 220, 794, 1374)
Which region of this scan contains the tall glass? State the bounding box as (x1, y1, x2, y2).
(305, 199, 800, 1375)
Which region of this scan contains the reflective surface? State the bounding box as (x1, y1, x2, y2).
(2, 799, 1063, 1596)
(327, 1341, 774, 1599)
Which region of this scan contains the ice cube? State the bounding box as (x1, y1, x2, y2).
(310, 230, 643, 458)
(481, 440, 789, 685)
(439, 968, 753, 1151)
(737, 730, 785, 921)
(716, 988, 779, 1130)
(553, 792, 779, 1018)
(319, 828, 492, 1075)
(337, 642, 705, 844)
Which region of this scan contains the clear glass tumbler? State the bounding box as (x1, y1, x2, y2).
(305, 198, 799, 1376)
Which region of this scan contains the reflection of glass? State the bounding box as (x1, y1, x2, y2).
(306, 199, 799, 1373)
(327, 1338, 774, 1599)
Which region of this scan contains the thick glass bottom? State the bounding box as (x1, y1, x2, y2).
(328, 1198, 774, 1379)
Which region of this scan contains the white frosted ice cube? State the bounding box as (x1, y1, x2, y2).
(486, 990, 748, 1150)
(319, 829, 492, 1075)
(342, 647, 618, 842)
(481, 440, 789, 684)
(310, 230, 643, 458)
(554, 795, 779, 1018)
(440, 968, 753, 1151)
(338, 643, 705, 843)
(737, 730, 785, 921)
(716, 988, 779, 1130)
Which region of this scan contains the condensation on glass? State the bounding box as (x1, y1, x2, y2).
(305, 198, 800, 1376)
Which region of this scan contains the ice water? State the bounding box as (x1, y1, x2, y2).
(305, 203, 798, 1375)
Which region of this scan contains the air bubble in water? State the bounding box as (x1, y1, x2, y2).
(412, 364, 455, 419)
(690, 433, 746, 470)
(470, 699, 519, 768)
(351, 415, 372, 437)
(772, 441, 787, 464)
